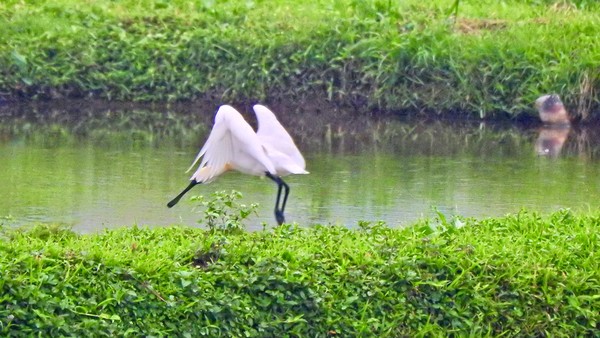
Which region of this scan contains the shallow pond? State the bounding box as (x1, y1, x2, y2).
(1, 101, 599, 232)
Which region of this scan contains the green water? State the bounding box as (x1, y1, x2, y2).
(1, 102, 599, 232)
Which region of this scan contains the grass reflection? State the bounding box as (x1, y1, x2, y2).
(2, 102, 600, 230)
(3, 101, 600, 158)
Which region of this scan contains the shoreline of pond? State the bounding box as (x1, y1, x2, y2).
(4, 97, 600, 130)
(1, 0, 599, 120)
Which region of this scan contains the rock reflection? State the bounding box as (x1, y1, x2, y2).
(535, 126, 570, 158)
(3, 101, 600, 231)
(3, 101, 600, 161)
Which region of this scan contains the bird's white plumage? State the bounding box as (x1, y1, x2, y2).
(254, 104, 307, 175)
(169, 104, 307, 224)
(187, 105, 276, 183)
(186, 105, 306, 183)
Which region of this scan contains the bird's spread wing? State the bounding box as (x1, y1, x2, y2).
(186, 119, 226, 173)
(187, 109, 234, 182)
(253, 104, 306, 170)
(262, 143, 308, 175)
(188, 105, 275, 182)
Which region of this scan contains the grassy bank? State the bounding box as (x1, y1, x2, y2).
(1, 209, 599, 336)
(1, 0, 599, 119)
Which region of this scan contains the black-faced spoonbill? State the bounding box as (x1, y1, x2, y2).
(167, 104, 308, 225)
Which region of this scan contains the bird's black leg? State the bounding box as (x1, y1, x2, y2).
(167, 180, 200, 208)
(280, 180, 290, 214)
(266, 172, 287, 225)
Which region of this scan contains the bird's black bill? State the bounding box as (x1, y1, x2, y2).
(167, 180, 200, 208)
(266, 172, 290, 225)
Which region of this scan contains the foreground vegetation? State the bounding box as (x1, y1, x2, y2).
(1, 0, 599, 119)
(1, 208, 599, 336)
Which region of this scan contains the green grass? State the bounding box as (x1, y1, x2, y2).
(1, 209, 599, 336)
(0, 0, 599, 119)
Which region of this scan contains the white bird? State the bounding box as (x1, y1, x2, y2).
(167, 104, 308, 225)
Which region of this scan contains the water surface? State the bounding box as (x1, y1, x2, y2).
(1, 101, 599, 232)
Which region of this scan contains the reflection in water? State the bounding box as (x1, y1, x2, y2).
(535, 126, 570, 158)
(534, 94, 573, 158)
(2, 101, 600, 232)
